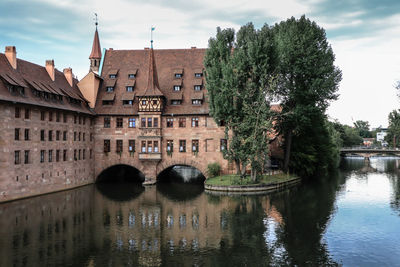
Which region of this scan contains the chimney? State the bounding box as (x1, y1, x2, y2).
(46, 60, 55, 81)
(63, 68, 73, 87)
(5, 46, 17, 69)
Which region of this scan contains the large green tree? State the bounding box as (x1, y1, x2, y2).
(386, 110, 400, 147)
(353, 120, 371, 138)
(204, 23, 275, 181)
(272, 16, 342, 174)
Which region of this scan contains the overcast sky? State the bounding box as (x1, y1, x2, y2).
(1, 0, 400, 128)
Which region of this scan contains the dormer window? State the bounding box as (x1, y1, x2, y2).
(108, 69, 119, 78)
(109, 74, 116, 79)
(105, 79, 116, 92)
(106, 86, 114, 92)
(128, 69, 138, 79)
(174, 85, 181, 91)
(128, 74, 135, 79)
(126, 86, 133, 92)
(174, 68, 183, 78)
(171, 100, 181, 105)
(123, 100, 133, 105)
(195, 73, 202, 77)
(194, 85, 202, 91)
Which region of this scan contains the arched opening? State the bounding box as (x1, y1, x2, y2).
(96, 164, 145, 202)
(97, 164, 145, 183)
(156, 165, 205, 201)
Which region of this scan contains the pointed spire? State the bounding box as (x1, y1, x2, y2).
(89, 28, 102, 59)
(141, 47, 164, 97)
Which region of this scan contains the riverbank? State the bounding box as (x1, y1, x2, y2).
(205, 173, 301, 193)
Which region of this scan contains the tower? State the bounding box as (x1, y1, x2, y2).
(89, 14, 102, 73)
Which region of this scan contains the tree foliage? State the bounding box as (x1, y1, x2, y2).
(386, 110, 400, 147)
(272, 16, 342, 175)
(353, 120, 371, 138)
(204, 23, 275, 181)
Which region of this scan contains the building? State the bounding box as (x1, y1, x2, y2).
(0, 26, 282, 202)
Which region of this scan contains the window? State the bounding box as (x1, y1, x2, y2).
(128, 74, 136, 79)
(103, 100, 113, 105)
(167, 118, 173, 127)
(175, 73, 182, 78)
(40, 150, 45, 163)
(147, 141, 152, 153)
(56, 130, 60, 141)
(83, 133, 86, 142)
(154, 118, 159, 128)
(123, 100, 133, 105)
(173, 85, 181, 91)
(171, 100, 181, 105)
(116, 140, 123, 153)
(56, 150, 60, 162)
(74, 132, 76, 141)
(78, 149, 81, 161)
(106, 86, 114, 92)
(126, 86, 134, 92)
(90, 149, 92, 159)
(63, 131, 67, 141)
(90, 133, 93, 142)
(24, 150, 29, 164)
(129, 140, 135, 152)
(56, 112, 60, 122)
(154, 141, 159, 153)
(15, 128, 20, 140)
(24, 129, 29, 140)
(142, 100, 147, 105)
(220, 139, 227, 151)
(63, 150, 67, 161)
(74, 115, 77, 124)
(109, 74, 116, 79)
(141, 118, 146, 128)
(179, 140, 186, 152)
(104, 117, 111, 128)
(129, 118, 136, 128)
(179, 118, 186, 128)
(25, 108, 30, 119)
(14, 151, 20, 164)
(40, 130, 45, 141)
(116, 117, 123, 128)
(63, 113, 67, 123)
(192, 140, 199, 152)
(15, 107, 20, 118)
(79, 116, 82, 124)
(195, 73, 203, 77)
(41, 111, 45, 121)
(191, 117, 199, 127)
(192, 100, 202, 105)
(194, 85, 202, 91)
(78, 132, 81, 141)
(49, 111, 53, 121)
(83, 117, 86, 125)
(74, 150, 77, 161)
(48, 150, 53, 162)
(147, 118, 152, 128)
(167, 140, 173, 152)
(48, 130, 53, 141)
(104, 140, 111, 153)
(141, 141, 146, 153)
(83, 149, 86, 160)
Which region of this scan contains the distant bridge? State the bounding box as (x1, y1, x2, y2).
(340, 147, 400, 161)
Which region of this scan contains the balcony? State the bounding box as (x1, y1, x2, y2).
(139, 153, 162, 161)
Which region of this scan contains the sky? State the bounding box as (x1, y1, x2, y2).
(1, 0, 400, 128)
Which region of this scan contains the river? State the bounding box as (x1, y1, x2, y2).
(1, 157, 399, 266)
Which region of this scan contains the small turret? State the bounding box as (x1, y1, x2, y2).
(89, 15, 102, 73)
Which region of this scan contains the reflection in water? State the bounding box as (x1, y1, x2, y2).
(1, 158, 400, 266)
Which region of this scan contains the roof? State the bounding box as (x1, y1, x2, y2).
(136, 48, 164, 97)
(0, 53, 93, 114)
(89, 29, 102, 59)
(95, 48, 209, 115)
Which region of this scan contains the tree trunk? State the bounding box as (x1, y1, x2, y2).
(251, 168, 257, 182)
(283, 130, 293, 173)
(235, 159, 241, 175)
(241, 162, 246, 178)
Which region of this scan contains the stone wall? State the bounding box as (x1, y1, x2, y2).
(0, 102, 95, 202)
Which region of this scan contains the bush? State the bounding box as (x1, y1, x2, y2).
(207, 162, 221, 178)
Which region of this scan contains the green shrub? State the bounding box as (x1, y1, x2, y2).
(207, 162, 221, 178)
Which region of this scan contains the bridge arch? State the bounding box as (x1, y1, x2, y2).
(157, 159, 208, 180)
(97, 164, 145, 183)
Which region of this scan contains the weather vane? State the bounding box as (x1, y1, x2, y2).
(94, 13, 98, 29)
(151, 26, 155, 48)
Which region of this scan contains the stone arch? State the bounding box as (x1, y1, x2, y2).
(157, 159, 208, 179)
(96, 163, 145, 183)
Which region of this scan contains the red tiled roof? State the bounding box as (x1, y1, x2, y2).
(137, 48, 164, 97)
(0, 53, 93, 114)
(95, 48, 208, 115)
(89, 29, 102, 59)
